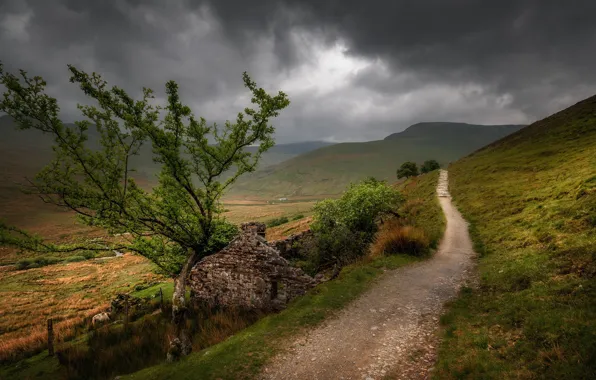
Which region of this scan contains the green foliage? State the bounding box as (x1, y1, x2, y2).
(435, 95, 596, 378)
(16, 256, 61, 270)
(230, 123, 523, 197)
(420, 159, 440, 173)
(309, 180, 404, 269)
(292, 214, 305, 221)
(396, 161, 419, 179)
(0, 62, 289, 276)
(266, 216, 289, 227)
(398, 172, 445, 249)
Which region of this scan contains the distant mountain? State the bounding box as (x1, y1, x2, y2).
(384, 122, 524, 141)
(0, 115, 332, 184)
(229, 122, 525, 198)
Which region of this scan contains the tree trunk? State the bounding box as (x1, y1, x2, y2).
(166, 252, 197, 362)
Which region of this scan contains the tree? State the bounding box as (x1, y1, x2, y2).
(309, 180, 403, 270)
(396, 161, 419, 179)
(0, 62, 290, 360)
(421, 159, 440, 173)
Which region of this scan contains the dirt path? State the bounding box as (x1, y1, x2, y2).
(261, 170, 476, 380)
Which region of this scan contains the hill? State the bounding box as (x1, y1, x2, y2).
(230, 122, 524, 197)
(436, 95, 596, 377)
(0, 115, 332, 181)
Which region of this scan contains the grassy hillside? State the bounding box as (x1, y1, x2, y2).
(0, 115, 331, 187)
(112, 173, 444, 380)
(230, 122, 523, 197)
(436, 96, 596, 378)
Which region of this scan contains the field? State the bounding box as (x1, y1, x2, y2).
(0, 191, 320, 364)
(435, 96, 596, 378)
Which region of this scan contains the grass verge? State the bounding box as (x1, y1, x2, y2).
(122, 172, 444, 380)
(434, 95, 596, 379)
(122, 254, 419, 380)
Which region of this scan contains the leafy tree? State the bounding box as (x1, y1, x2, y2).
(0, 62, 289, 360)
(309, 180, 403, 270)
(421, 159, 440, 173)
(397, 161, 419, 179)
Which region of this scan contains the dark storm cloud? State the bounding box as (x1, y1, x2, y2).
(1, 0, 595, 143)
(202, 0, 596, 118)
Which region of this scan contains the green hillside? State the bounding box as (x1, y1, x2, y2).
(0, 115, 332, 193)
(230, 122, 524, 197)
(436, 95, 596, 378)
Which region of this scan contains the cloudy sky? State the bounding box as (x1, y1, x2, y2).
(1, 0, 595, 143)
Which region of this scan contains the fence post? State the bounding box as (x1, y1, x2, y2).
(47, 318, 54, 356)
(160, 287, 164, 312)
(124, 296, 129, 330)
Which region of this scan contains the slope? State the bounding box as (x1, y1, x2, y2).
(230, 122, 524, 198)
(436, 95, 596, 378)
(0, 115, 332, 228)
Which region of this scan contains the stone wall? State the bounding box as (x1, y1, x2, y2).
(269, 229, 315, 260)
(189, 226, 316, 311)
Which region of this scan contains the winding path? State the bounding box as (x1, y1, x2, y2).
(261, 170, 476, 380)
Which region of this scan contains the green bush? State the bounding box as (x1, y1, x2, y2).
(266, 216, 289, 227)
(16, 256, 62, 270)
(421, 159, 440, 173)
(95, 251, 117, 258)
(309, 179, 404, 270)
(80, 250, 96, 260)
(397, 161, 419, 179)
(292, 214, 305, 221)
(16, 259, 32, 270)
(65, 255, 86, 263)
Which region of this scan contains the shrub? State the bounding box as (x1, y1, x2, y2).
(15, 256, 61, 270)
(421, 159, 440, 173)
(292, 214, 305, 221)
(372, 222, 430, 257)
(95, 251, 117, 258)
(15, 259, 32, 270)
(267, 216, 289, 227)
(81, 250, 96, 260)
(65, 255, 86, 263)
(397, 161, 419, 179)
(310, 179, 404, 270)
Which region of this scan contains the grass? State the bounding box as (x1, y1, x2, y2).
(0, 255, 164, 362)
(397, 171, 446, 248)
(434, 95, 596, 378)
(122, 254, 419, 380)
(230, 123, 522, 197)
(120, 170, 444, 380)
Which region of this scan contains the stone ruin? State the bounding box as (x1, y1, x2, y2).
(189, 222, 317, 311)
(269, 229, 315, 260)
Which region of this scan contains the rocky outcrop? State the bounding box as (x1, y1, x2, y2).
(189, 223, 316, 311)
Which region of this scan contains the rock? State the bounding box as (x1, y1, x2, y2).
(92, 312, 110, 327)
(190, 223, 316, 311)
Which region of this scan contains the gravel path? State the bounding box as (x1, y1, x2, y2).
(260, 170, 476, 380)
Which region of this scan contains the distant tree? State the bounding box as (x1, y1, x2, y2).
(421, 159, 440, 173)
(397, 161, 419, 179)
(0, 62, 290, 361)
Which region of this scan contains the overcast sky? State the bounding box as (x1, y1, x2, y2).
(1, 0, 595, 143)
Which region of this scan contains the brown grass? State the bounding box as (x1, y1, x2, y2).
(266, 217, 312, 241)
(371, 220, 430, 257)
(0, 254, 161, 362)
